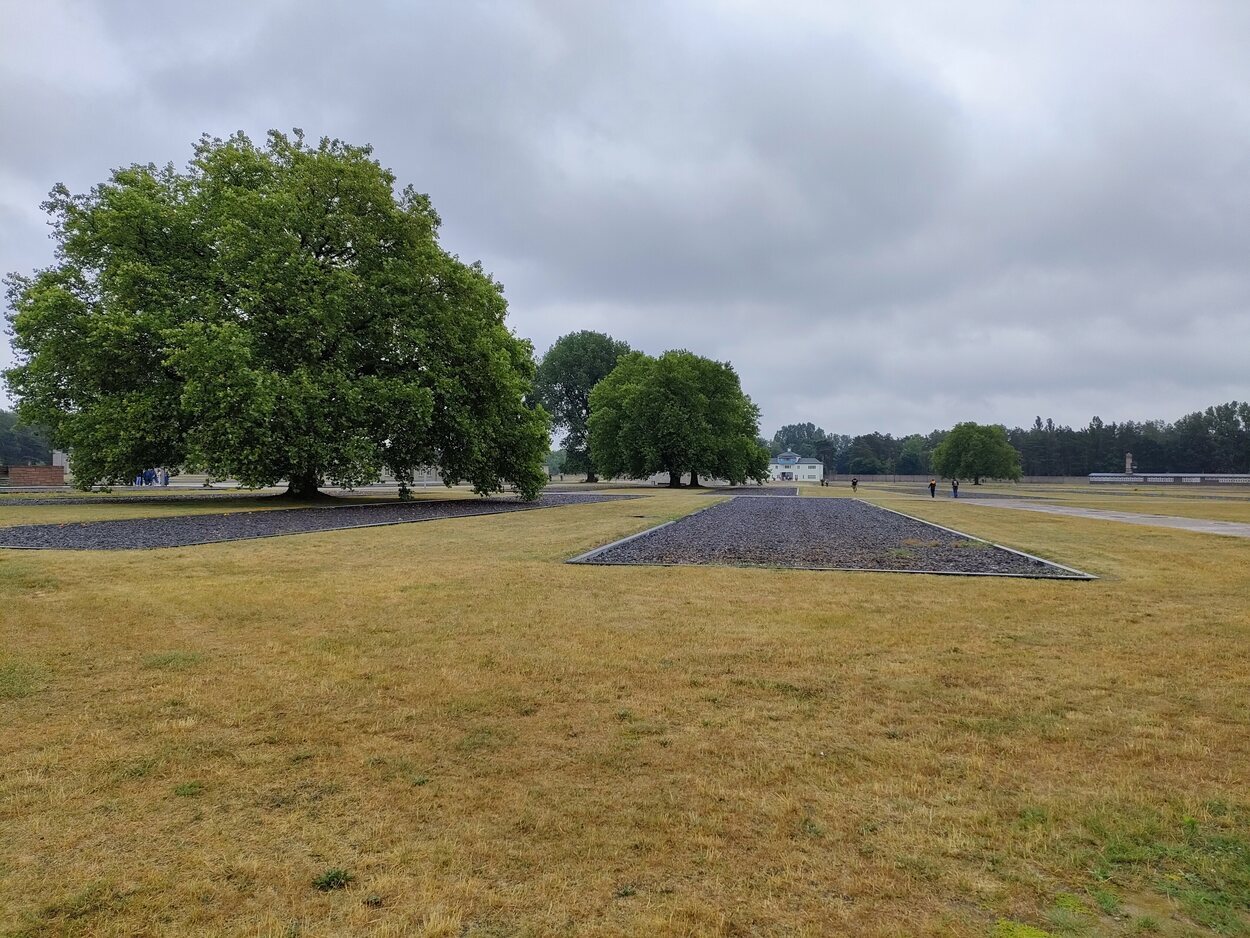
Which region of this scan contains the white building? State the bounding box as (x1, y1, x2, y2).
(768, 451, 823, 482)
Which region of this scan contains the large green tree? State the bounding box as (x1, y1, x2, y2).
(931, 422, 1022, 484)
(4, 130, 549, 498)
(533, 330, 630, 482)
(588, 350, 769, 487)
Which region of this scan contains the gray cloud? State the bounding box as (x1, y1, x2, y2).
(2, 0, 1247, 437)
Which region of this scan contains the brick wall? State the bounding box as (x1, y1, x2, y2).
(4, 465, 66, 485)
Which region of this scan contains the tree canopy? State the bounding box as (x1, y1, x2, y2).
(931, 422, 1022, 484)
(764, 399, 1250, 478)
(771, 422, 827, 457)
(533, 330, 630, 481)
(4, 130, 549, 498)
(588, 350, 769, 487)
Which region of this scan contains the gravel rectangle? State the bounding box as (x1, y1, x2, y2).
(571, 497, 1092, 578)
(0, 492, 275, 507)
(0, 493, 637, 551)
(700, 486, 798, 496)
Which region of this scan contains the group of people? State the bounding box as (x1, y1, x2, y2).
(134, 467, 170, 487)
(818, 476, 964, 496)
(927, 478, 959, 498)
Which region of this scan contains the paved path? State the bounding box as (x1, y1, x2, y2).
(967, 498, 1250, 539)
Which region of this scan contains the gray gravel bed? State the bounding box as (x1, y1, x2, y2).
(572, 497, 1090, 578)
(541, 483, 655, 492)
(0, 492, 286, 507)
(0, 493, 637, 550)
(700, 486, 798, 496)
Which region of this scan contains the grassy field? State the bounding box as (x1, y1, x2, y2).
(2, 485, 1248, 936)
(860, 482, 1250, 524)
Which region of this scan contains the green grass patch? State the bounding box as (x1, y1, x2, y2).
(0, 560, 57, 591)
(30, 880, 126, 929)
(0, 659, 42, 700)
(1079, 802, 1250, 933)
(141, 651, 204, 671)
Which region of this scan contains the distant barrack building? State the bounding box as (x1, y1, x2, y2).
(1090, 473, 1250, 485)
(769, 451, 823, 483)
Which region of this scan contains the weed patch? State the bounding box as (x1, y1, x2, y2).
(142, 651, 204, 670)
(312, 868, 353, 892)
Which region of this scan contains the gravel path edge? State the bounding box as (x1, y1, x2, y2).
(567, 498, 1098, 580)
(567, 500, 726, 564)
(863, 500, 1097, 579)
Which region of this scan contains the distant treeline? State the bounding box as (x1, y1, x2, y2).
(768, 401, 1250, 476)
(1, 410, 52, 465)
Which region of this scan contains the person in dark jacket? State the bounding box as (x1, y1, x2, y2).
(928, 479, 937, 498)
(952, 478, 960, 498)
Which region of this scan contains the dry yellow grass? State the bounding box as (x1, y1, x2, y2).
(2, 488, 1248, 936)
(868, 482, 1250, 525)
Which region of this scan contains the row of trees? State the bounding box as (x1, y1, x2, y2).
(7, 131, 1240, 492)
(534, 331, 768, 486)
(1007, 406, 1250, 475)
(765, 402, 1250, 482)
(767, 424, 946, 475)
(5, 131, 768, 494)
(767, 422, 1020, 482)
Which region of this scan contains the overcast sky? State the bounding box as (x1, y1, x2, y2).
(2, 1, 1248, 437)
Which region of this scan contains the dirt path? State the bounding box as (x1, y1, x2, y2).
(967, 498, 1250, 539)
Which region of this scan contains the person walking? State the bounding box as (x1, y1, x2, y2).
(928, 478, 937, 498)
(851, 476, 859, 493)
(951, 478, 959, 498)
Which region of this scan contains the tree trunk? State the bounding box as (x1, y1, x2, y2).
(667, 468, 683, 488)
(285, 470, 322, 499)
(585, 471, 598, 483)
(689, 471, 700, 488)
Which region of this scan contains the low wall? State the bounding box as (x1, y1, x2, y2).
(3, 465, 66, 485)
(829, 474, 1092, 485)
(1091, 473, 1250, 485)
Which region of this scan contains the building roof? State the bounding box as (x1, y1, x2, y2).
(774, 451, 800, 460)
(798, 457, 823, 465)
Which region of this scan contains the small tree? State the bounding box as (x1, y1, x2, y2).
(4, 130, 550, 498)
(931, 422, 1022, 484)
(533, 331, 630, 482)
(589, 350, 768, 487)
(771, 422, 829, 458)
(895, 434, 930, 474)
